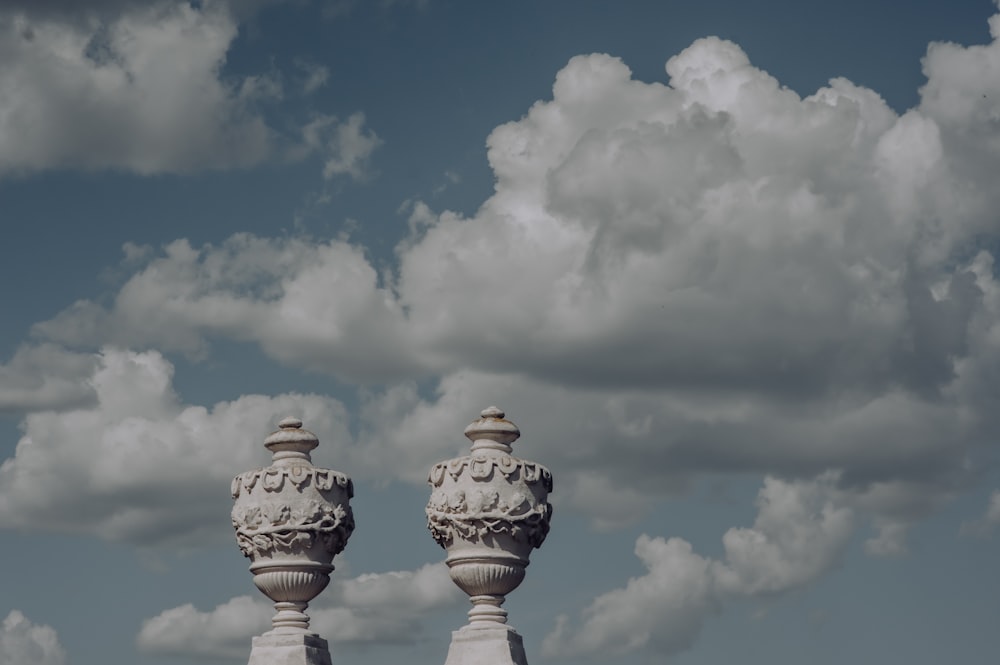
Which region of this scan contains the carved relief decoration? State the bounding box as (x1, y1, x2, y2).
(231, 466, 353, 498)
(232, 498, 354, 559)
(428, 455, 553, 491)
(426, 453, 552, 549)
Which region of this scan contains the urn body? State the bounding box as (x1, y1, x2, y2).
(426, 407, 552, 631)
(231, 418, 354, 636)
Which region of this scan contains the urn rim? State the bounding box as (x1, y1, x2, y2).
(249, 560, 336, 574)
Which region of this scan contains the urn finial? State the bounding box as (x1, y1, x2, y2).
(264, 416, 319, 465)
(464, 405, 521, 453)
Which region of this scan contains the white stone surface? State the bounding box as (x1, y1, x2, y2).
(426, 406, 553, 664)
(247, 632, 333, 665)
(444, 626, 527, 665)
(232, 417, 354, 663)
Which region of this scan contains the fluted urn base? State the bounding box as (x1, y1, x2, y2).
(249, 560, 333, 635)
(446, 555, 527, 627)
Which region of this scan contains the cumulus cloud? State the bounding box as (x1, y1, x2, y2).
(33, 14, 1000, 394)
(34, 235, 415, 381)
(347, 369, 970, 537)
(0, 1, 379, 177)
(715, 474, 853, 595)
(0, 611, 66, 665)
(136, 595, 270, 660)
(0, 344, 97, 413)
(0, 1, 275, 174)
(137, 563, 462, 659)
(0, 347, 355, 547)
(543, 474, 853, 658)
(544, 535, 718, 658)
(14, 1, 1000, 591)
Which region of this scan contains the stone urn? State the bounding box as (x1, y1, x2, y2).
(426, 406, 553, 665)
(231, 417, 355, 665)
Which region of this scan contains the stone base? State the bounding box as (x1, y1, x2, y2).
(247, 632, 332, 665)
(444, 626, 528, 665)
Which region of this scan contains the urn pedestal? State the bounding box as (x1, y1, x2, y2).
(426, 407, 553, 665)
(232, 417, 355, 665)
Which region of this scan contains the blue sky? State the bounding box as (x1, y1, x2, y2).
(2, 1, 1000, 664)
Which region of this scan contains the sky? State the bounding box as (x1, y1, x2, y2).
(1, 0, 1000, 664)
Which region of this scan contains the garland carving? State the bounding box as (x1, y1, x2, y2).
(232, 499, 354, 559)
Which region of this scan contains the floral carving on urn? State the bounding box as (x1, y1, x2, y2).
(231, 417, 354, 636)
(426, 406, 553, 630)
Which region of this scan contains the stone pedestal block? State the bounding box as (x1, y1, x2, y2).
(247, 632, 333, 665)
(444, 626, 527, 665)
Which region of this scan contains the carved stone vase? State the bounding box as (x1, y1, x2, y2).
(231, 417, 355, 665)
(426, 406, 553, 665)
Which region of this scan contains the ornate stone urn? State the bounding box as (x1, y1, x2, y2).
(426, 406, 553, 665)
(231, 417, 355, 665)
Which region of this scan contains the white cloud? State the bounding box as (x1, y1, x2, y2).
(2, 15, 1000, 661)
(543, 474, 853, 659)
(238, 71, 284, 104)
(0, 347, 354, 548)
(14, 3, 1000, 572)
(0, 1, 278, 175)
(714, 473, 853, 595)
(840, 477, 957, 555)
(35, 20, 1000, 399)
(863, 519, 910, 557)
(349, 370, 970, 536)
(34, 235, 416, 381)
(297, 59, 330, 94)
(961, 489, 1000, 537)
(0, 611, 66, 665)
(0, 1, 393, 178)
(137, 563, 462, 659)
(302, 112, 384, 180)
(136, 595, 268, 660)
(0, 344, 96, 413)
(543, 535, 718, 658)
(316, 563, 463, 643)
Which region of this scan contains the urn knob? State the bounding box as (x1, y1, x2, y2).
(464, 406, 521, 452)
(263, 416, 319, 463)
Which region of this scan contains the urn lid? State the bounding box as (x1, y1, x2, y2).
(464, 406, 520, 453)
(264, 416, 318, 464)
